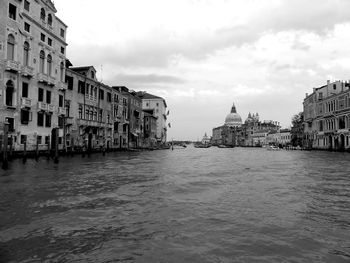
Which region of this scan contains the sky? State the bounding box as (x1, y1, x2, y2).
(54, 0, 350, 140)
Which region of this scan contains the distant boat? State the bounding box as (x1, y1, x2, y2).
(217, 144, 234, 148)
(194, 143, 211, 148)
(267, 145, 281, 151)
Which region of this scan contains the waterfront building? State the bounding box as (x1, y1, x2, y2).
(136, 92, 168, 144)
(266, 129, 291, 147)
(0, 0, 67, 151)
(111, 86, 128, 149)
(125, 89, 143, 148)
(143, 110, 157, 148)
(243, 113, 280, 146)
(65, 65, 114, 151)
(303, 80, 350, 150)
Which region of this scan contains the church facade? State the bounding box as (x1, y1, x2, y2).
(212, 102, 280, 147)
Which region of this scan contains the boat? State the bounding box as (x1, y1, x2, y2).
(194, 143, 211, 148)
(217, 144, 234, 148)
(267, 145, 281, 151)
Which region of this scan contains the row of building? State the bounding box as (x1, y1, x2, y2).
(0, 0, 168, 152)
(211, 103, 292, 147)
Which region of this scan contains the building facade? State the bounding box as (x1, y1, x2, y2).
(303, 80, 350, 150)
(1, 0, 67, 151)
(136, 92, 168, 144)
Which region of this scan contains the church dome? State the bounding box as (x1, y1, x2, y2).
(225, 102, 242, 127)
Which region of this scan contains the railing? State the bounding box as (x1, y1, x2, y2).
(58, 107, 66, 115)
(58, 82, 68, 91)
(21, 66, 34, 77)
(21, 98, 32, 108)
(65, 117, 74, 125)
(5, 60, 21, 72)
(38, 101, 48, 111)
(37, 73, 56, 86)
(48, 104, 54, 112)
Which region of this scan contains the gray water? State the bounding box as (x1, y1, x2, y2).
(0, 147, 350, 262)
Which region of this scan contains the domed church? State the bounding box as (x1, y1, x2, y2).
(225, 102, 242, 127)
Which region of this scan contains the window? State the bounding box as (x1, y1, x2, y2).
(21, 109, 30, 125)
(47, 54, 52, 75)
(24, 0, 30, 11)
(59, 95, 63, 107)
(39, 50, 45, 73)
(46, 90, 51, 104)
(66, 75, 73, 90)
(22, 82, 28, 98)
(107, 92, 112, 102)
(60, 28, 65, 38)
(107, 114, 110, 124)
(61, 47, 65, 54)
(91, 71, 95, 79)
(78, 105, 82, 119)
(41, 33, 45, 42)
(48, 14, 52, 26)
(156, 102, 159, 107)
(23, 41, 29, 66)
(40, 8, 45, 21)
(45, 136, 50, 145)
(333, 84, 336, 90)
(48, 38, 52, 46)
(9, 3, 16, 20)
(38, 88, 44, 102)
(6, 118, 14, 132)
(20, 135, 27, 144)
(45, 114, 51, 127)
(37, 136, 42, 144)
(7, 34, 15, 60)
(78, 80, 85, 94)
(99, 109, 103, 122)
(24, 22, 30, 32)
(6, 80, 14, 107)
(58, 116, 64, 128)
(37, 112, 44, 126)
(99, 89, 104, 100)
(60, 62, 64, 81)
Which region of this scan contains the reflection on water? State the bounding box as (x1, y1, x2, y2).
(0, 147, 350, 262)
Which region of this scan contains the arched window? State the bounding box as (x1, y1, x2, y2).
(47, 54, 52, 76)
(48, 14, 52, 26)
(60, 61, 64, 81)
(7, 34, 15, 60)
(39, 50, 45, 73)
(40, 8, 45, 21)
(6, 80, 15, 106)
(23, 41, 29, 66)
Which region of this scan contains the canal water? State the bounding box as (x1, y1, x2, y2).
(0, 147, 350, 262)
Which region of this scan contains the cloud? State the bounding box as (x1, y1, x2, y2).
(110, 73, 186, 86)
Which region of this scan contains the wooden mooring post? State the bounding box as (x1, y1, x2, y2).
(2, 122, 9, 171)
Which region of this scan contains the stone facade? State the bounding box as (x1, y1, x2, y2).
(136, 92, 168, 144)
(1, 0, 67, 151)
(303, 80, 350, 150)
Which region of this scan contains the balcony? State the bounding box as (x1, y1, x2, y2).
(58, 82, 68, 91)
(65, 117, 74, 125)
(21, 98, 32, 108)
(5, 60, 21, 72)
(21, 66, 34, 78)
(37, 73, 56, 86)
(77, 119, 102, 128)
(48, 104, 54, 112)
(58, 107, 66, 116)
(38, 101, 48, 111)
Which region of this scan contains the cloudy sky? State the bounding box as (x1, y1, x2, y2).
(55, 0, 350, 140)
